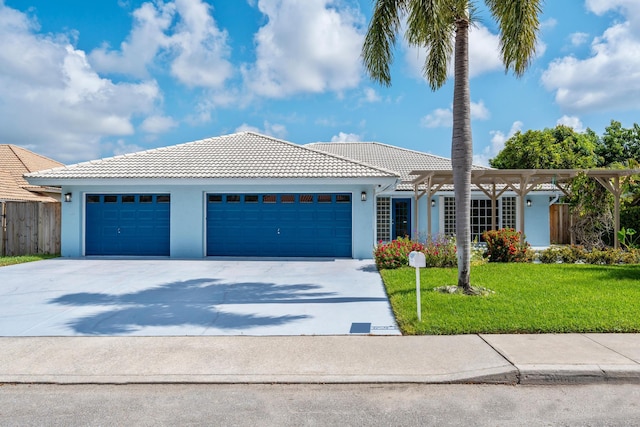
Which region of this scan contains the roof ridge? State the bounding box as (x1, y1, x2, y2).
(3, 144, 63, 171)
(308, 141, 455, 162)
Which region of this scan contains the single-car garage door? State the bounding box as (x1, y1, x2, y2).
(85, 194, 170, 256)
(206, 193, 352, 257)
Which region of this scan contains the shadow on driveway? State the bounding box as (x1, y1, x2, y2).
(49, 278, 389, 335)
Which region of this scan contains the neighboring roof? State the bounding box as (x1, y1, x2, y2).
(307, 142, 488, 190)
(26, 132, 399, 181)
(0, 145, 63, 202)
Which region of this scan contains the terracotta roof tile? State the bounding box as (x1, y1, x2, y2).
(0, 145, 63, 202)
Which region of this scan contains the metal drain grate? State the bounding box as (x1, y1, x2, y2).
(349, 322, 371, 334)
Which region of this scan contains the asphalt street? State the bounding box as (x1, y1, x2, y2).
(2, 384, 640, 426)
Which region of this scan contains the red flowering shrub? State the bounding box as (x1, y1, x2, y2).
(374, 237, 424, 269)
(374, 236, 458, 269)
(482, 228, 532, 263)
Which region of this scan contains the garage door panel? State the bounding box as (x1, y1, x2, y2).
(207, 193, 352, 257)
(86, 194, 170, 256)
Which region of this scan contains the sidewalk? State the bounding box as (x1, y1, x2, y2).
(1, 334, 639, 385)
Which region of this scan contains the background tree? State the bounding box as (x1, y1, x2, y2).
(362, 0, 542, 293)
(489, 125, 599, 169)
(597, 120, 640, 167)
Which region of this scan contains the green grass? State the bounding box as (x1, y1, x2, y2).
(380, 263, 640, 335)
(0, 254, 59, 267)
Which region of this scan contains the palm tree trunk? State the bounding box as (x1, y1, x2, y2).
(451, 18, 472, 293)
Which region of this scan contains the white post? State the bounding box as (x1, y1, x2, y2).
(409, 251, 426, 322)
(415, 266, 421, 321)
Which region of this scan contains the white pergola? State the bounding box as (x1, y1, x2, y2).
(409, 168, 640, 248)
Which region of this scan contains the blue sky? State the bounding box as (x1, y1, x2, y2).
(1, 0, 639, 166)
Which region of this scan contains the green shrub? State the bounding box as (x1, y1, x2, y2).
(539, 245, 640, 265)
(482, 228, 532, 263)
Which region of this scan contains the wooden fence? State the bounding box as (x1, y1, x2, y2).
(550, 203, 570, 245)
(0, 201, 61, 256)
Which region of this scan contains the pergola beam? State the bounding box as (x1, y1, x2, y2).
(408, 168, 640, 248)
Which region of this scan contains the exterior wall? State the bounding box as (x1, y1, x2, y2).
(377, 190, 552, 247)
(59, 182, 380, 259)
(523, 194, 551, 247)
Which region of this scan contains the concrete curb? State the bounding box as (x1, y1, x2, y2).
(1, 335, 639, 385)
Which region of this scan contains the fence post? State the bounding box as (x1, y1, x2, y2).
(0, 201, 5, 257)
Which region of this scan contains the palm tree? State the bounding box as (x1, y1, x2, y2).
(363, 0, 542, 293)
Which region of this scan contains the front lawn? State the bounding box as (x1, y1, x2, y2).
(380, 263, 640, 335)
(0, 254, 59, 267)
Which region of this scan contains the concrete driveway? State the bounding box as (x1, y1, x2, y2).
(0, 258, 400, 336)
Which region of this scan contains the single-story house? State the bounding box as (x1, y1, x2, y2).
(1, 145, 63, 203)
(26, 132, 557, 259)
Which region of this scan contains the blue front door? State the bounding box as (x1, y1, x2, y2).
(85, 194, 170, 256)
(392, 198, 411, 240)
(206, 193, 352, 257)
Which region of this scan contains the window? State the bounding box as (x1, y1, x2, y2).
(376, 197, 391, 242)
(245, 195, 259, 203)
(281, 194, 295, 203)
(122, 195, 135, 203)
(157, 195, 170, 203)
(336, 194, 351, 203)
(140, 195, 153, 203)
(318, 194, 332, 203)
(300, 194, 313, 203)
(501, 197, 516, 229)
(208, 195, 222, 203)
(443, 197, 456, 236)
(87, 195, 100, 203)
(471, 199, 498, 241)
(263, 195, 276, 203)
(104, 195, 118, 203)
(226, 195, 240, 203)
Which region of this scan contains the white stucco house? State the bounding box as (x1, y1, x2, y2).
(25, 132, 554, 259)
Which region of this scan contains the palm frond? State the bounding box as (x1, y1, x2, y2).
(362, 0, 407, 86)
(486, 0, 542, 76)
(406, 0, 456, 90)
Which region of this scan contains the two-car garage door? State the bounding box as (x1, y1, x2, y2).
(85, 193, 352, 257)
(206, 193, 352, 257)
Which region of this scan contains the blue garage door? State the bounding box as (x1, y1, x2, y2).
(86, 194, 170, 256)
(207, 193, 352, 257)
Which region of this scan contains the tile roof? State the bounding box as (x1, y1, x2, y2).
(0, 145, 63, 202)
(307, 142, 489, 190)
(26, 132, 399, 181)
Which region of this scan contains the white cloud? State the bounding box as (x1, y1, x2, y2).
(331, 132, 361, 142)
(421, 108, 452, 128)
(235, 121, 287, 139)
(569, 32, 589, 47)
(473, 121, 523, 167)
(420, 101, 490, 128)
(0, 3, 161, 162)
(140, 115, 178, 133)
(89, 0, 233, 89)
(110, 139, 145, 156)
(586, 0, 640, 26)
(542, 5, 640, 113)
(556, 115, 585, 132)
(242, 0, 364, 98)
(89, 2, 173, 78)
(363, 87, 381, 103)
(168, 0, 233, 88)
